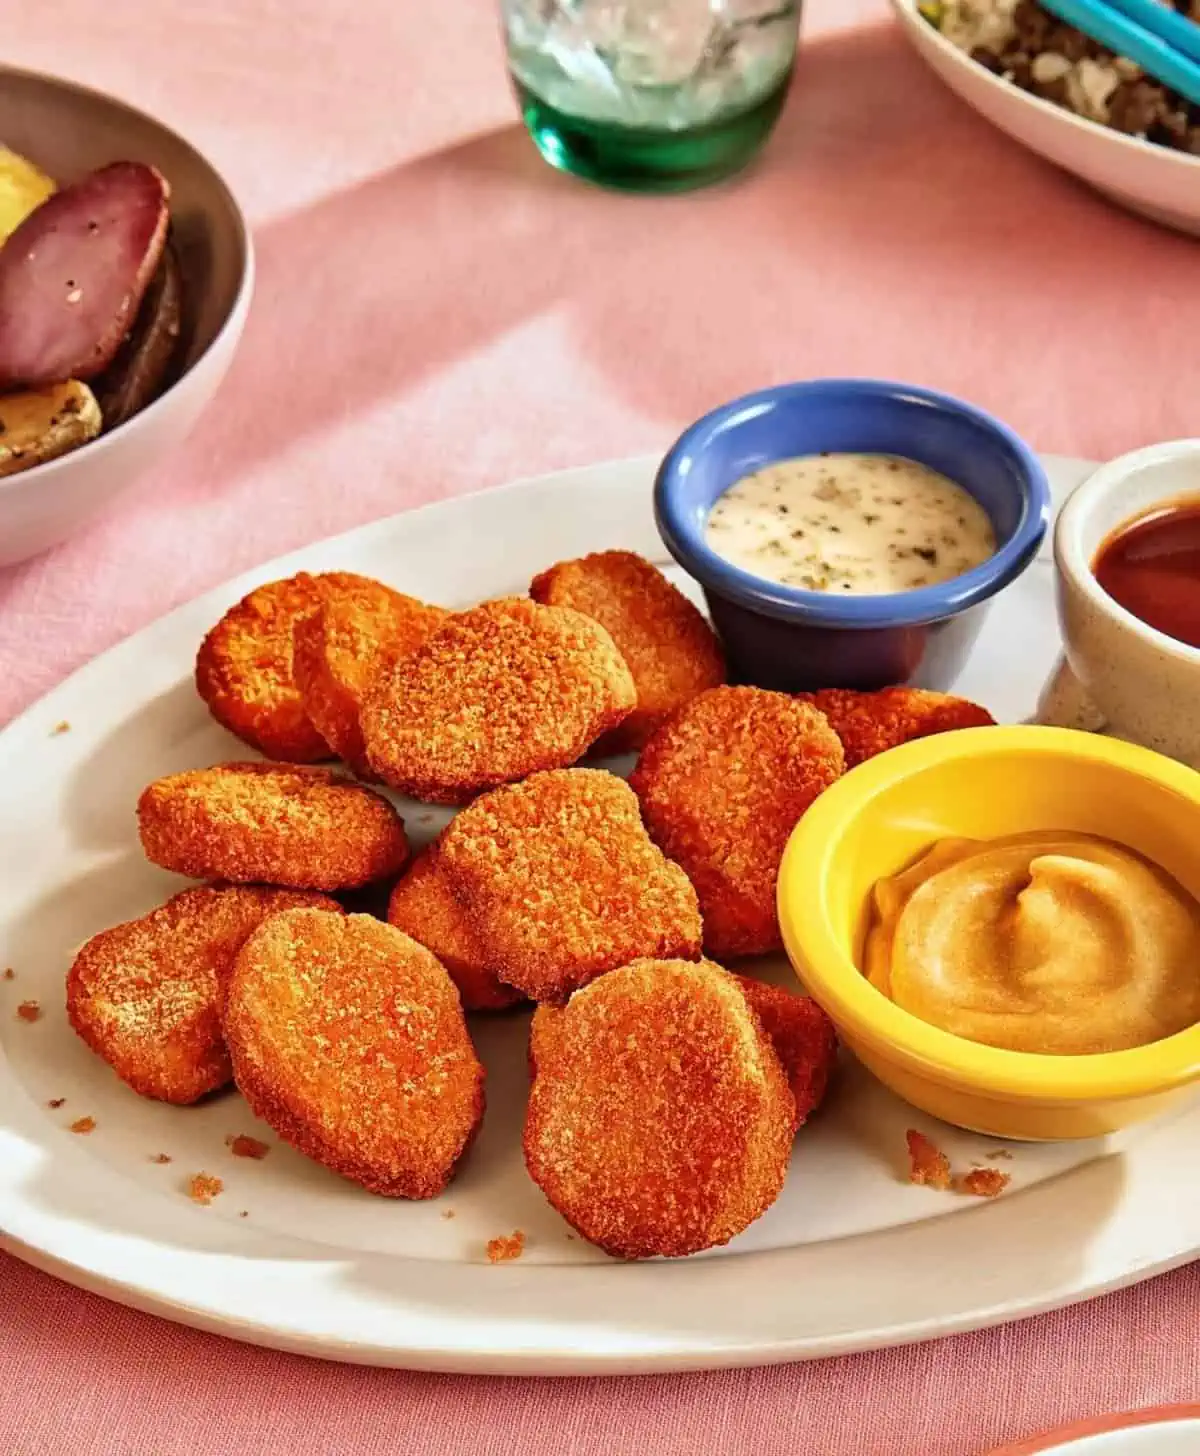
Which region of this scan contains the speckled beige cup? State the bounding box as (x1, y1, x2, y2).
(1055, 440, 1200, 767)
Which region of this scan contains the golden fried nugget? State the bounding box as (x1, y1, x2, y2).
(387, 844, 523, 1012)
(67, 886, 341, 1103)
(438, 769, 701, 1003)
(524, 959, 796, 1258)
(530, 551, 725, 754)
(630, 687, 844, 959)
(527, 1003, 561, 1077)
(292, 581, 448, 774)
(224, 910, 485, 1198)
(359, 598, 636, 804)
(733, 976, 838, 1126)
(137, 762, 408, 890)
(797, 687, 995, 770)
(196, 572, 380, 761)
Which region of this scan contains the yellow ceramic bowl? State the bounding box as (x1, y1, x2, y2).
(777, 724, 1200, 1140)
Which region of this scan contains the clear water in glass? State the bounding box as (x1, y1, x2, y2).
(503, 0, 801, 190)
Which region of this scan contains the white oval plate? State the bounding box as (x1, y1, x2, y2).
(990, 1405, 1200, 1453)
(1, 453, 1198, 1374)
(890, 0, 1200, 235)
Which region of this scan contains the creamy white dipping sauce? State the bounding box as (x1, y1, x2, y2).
(705, 453, 997, 595)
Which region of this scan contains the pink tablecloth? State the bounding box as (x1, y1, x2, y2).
(2, 0, 1198, 1450)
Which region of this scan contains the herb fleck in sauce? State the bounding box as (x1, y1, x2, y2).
(705, 453, 996, 594)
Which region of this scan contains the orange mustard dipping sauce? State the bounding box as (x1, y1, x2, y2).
(1093, 496, 1200, 649)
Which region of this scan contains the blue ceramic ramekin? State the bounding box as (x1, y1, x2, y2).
(654, 378, 1051, 692)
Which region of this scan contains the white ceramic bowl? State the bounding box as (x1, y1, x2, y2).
(891, 0, 1200, 235)
(0, 65, 253, 567)
(1055, 439, 1200, 765)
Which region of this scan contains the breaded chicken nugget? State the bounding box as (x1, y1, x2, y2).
(630, 687, 844, 959)
(138, 762, 408, 890)
(527, 1002, 561, 1077)
(387, 844, 523, 1012)
(524, 958, 796, 1258)
(67, 886, 342, 1103)
(797, 687, 995, 769)
(225, 910, 485, 1198)
(196, 572, 380, 761)
(292, 581, 448, 774)
(529, 551, 725, 754)
(438, 768, 701, 1003)
(733, 976, 838, 1126)
(359, 598, 636, 804)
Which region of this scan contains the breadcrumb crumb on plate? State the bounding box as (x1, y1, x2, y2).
(226, 1135, 270, 1160)
(69, 1117, 96, 1135)
(188, 1173, 223, 1205)
(16, 1000, 40, 1022)
(486, 1230, 525, 1263)
(906, 1129, 952, 1190)
(958, 1167, 1012, 1198)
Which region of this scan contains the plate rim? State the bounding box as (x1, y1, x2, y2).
(989, 1403, 1200, 1454)
(6, 448, 1200, 1376)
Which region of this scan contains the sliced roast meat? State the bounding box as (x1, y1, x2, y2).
(0, 161, 169, 390)
(94, 241, 183, 428)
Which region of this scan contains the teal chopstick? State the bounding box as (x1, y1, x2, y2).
(1105, 0, 1200, 65)
(1038, 0, 1200, 106)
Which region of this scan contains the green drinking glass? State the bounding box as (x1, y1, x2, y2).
(503, 0, 801, 193)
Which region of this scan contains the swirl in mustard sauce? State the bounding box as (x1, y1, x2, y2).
(863, 832, 1200, 1055)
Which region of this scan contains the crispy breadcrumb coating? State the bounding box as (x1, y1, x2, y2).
(360, 598, 636, 804)
(631, 687, 844, 958)
(524, 959, 796, 1258)
(733, 976, 838, 1126)
(797, 687, 994, 769)
(292, 581, 448, 774)
(196, 573, 379, 761)
(137, 762, 408, 890)
(387, 844, 523, 1011)
(530, 551, 725, 754)
(438, 769, 702, 1003)
(224, 911, 485, 1198)
(68, 885, 342, 1103)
